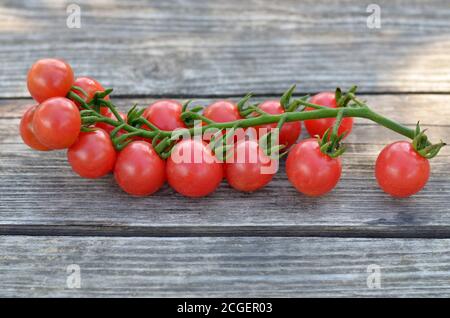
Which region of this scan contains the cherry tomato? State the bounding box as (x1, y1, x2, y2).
(304, 92, 353, 139)
(27, 58, 74, 103)
(32, 97, 81, 149)
(286, 138, 342, 196)
(72, 77, 109, 113)
(67, 128, 116, 178)
(375, 141, 430, 198)
(255, 100, 301, 148)
(19, 105, 51, 151)
(226, 140, 275, 192)
(167, 139, 223, 197)
(114, 141, 166, 196)
(203, 100, 242, 123)
(142, 100, 186, 131)
(96, 111, 127, 135)
(203, 100, 245, 145)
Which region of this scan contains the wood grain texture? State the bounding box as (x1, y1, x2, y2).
(1, 0, 450, 298)
(1, 236, 449, 297)
(0, 95, 449, 235)
(0, 0, 450, 97)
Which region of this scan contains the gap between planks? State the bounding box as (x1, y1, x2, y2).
(2, 225, 450, 239)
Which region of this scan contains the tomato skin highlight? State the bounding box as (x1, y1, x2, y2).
(32, 97, 81, 149)
(27, 58, 74, 103)
(19, 105, 51, 151)
(375, 141, 430, 198)
(203, 100, 242, 123)
(286, 138, 342, 196)
(167, 139, 223, 197)
(67, 129, 116, 179)
(226, 140, 275, 192)
(304, 92, 353, 139)
(143, 100, 186, 131)
(72, 77, 110, 111)
(114, 141, 166, 196)
(255, 100, 301, 148)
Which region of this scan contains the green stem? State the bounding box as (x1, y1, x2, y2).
(82, 103, 416, 142)
(70, 84, 446, 159)
(100, 99, 124, 123)
(361, 107, 415, 139)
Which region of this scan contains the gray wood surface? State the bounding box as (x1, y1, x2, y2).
(0, 0, 449, 97)
(1, 0, 450, 297)
(1, 236, 449, 297)
(0, 95, 449, 236)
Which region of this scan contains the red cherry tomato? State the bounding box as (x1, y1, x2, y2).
(96, 111, 127, 135)
(375, 141, 430, 198)
(19, 105, 51, 151)
(32, 97, 81, 149)
(286, 138, 342, 196)
(255, 100, 301, 148)
(114, 141, 166, 196)
(203, 100, 242, 123)
(304, 92, 353, 139)
(27, 59, 74, 103)
(72, 77, 110, 113)
(167, 139, 223, 197)
(226, 140, 275, 192)
(203, 100, 245, 145)
(142, 100, 186, 131)
(67, 129, 116, 178)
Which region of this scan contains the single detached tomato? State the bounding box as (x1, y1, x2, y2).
(96, 111, 127, 135)
(375, 141, 430, 198)
(304, 92, 353, 139)
(167, 139, 223, 197)
(226, 140, 275, 192)
(72, 77, 109, 112)
(19, 105, 51, 151)
(286, 138, 342, 196)
(32, 97, 81, 149)
(67, 128, 116, 178)
(142, 100, 186, 131)
(114, 141, 166, 196)
(27, 58, 74, 103)
(203, 100, 242, 123)
(255, 100, 301, 148)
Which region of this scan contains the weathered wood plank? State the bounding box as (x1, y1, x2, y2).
(0, 236, 449, 297)
(0, 95, 449, 234)
(1, 0, 450, 97)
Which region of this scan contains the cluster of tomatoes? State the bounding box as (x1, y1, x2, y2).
(20, 58, 432, 198)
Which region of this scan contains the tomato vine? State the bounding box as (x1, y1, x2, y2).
(21, 58, 447, 198)
(68, 85, 445, 160)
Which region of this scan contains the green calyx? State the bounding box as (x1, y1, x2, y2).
(412, 122, 446, 159)
(317, 109, 347, 158)
(335, 85, 358, 107)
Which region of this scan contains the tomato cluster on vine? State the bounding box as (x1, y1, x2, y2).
(20, 59, 445, 199)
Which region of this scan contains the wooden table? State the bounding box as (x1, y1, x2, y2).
(0, 0, 449, 297)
